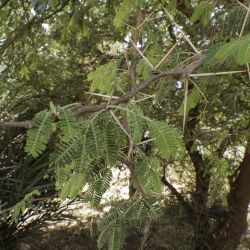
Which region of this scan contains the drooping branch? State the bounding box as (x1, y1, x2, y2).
(0, 54, 206, 129)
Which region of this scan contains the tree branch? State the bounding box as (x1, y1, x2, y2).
(161, 176, 194, 218)
(0, 54, 206, 129)
(0, 121, 33, 129)
(0, 0, 11, 9)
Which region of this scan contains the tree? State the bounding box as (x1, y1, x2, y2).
(0, 0, 250, 249)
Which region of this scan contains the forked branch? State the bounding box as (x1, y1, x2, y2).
(0, 54, 206, 129)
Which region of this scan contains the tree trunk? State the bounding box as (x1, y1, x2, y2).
(211, 145, 250, 250)
(190, 151, 211, 250)
(185, 107, 211, 249)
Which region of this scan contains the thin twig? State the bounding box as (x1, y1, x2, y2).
(135, 138, 155, 146)
(121, 21, 135, 29)
(183, 78, 189, 133)
(130, 38, 154, 70)
(236, 0, 249, 11)
(0, 0, 11, 9)
(154, 43, 177, 70)
(189, 70, 247, 77)
(110, 111, 130, 138)
(120, 116, 146, 197)
(161, 176, 194, 217)
(1, 54, 206, 128)
(132, 95, 155, 103)
(136, 10, 156, 30)
(162, 5, 200, 54)
(188, 78, 207, 104)
(107, 85, 115, 107)
(147, 14, 169, 21)
(85, 91, 119, 100)
(247, 64, 250, 81)
(188, 77, 208, 117)
(239, 5, 250, 37)
(239, 3, 250, 80)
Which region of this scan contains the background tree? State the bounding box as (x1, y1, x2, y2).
(0, 0, 250, 249)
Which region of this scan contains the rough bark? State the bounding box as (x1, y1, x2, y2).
(212, 144, 250, 250)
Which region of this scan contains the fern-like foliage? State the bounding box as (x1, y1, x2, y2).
(178, 87, 201, 116)
(60, 172, 85, 200)
(147, 119, 184, 159)
(49, 136, 79, 168)
(25, 110, 53, 158)
(55, 163, 74, 190)
(190, 1, 215, 27)
(127, 106, 145, 143)
(102, 119, 121, 165)
(58, 107, 78, 140)
(12, 190, 40, 223)
(85, 168, 112, 208)
(85, 114, 124, 165)
(208, 35, 250, 66)
(49, 112, 124, 200)
(134, 157, 162, 193)
(98, 219, 125, 250)
(113, 0, 145, 29)
(24, 104, 185, 249)
(220, 5, 246, 40)
(98, 196, 161, 250)
(108, 220, 125, 250)
(84, 117, 104, 158)
(88, 62, 117, 94)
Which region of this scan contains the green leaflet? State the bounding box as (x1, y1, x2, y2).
(102, 121, 119, 165)
(108, 221, 125, 250)
(135, 157, 162, 193)
(127, 106, 145, 143)
(162, 0, 177, 12)
(86, 118, 106, 158)
(147, 119, 184, 159)
(49, 112, 123, 202)
(190, 2, 214, 26)
(49, 136, 79, 168)
(58, 107, 78, 140)
(113, 0, 144, 29)
(12, 190, 40, 223)
(125, 106, 184, 159)
(84, 114, 121, 165)
(55, 163, 74, 190)
(178, 88, 201, 116)
(97, 196, 161, 250)
(85, 168, 112, 208)
(98, 219, 125, 250)
(98, 220, 118, 249)
(88, 62, 117, 94)
(211, 35, 250, 65)
(220, 7, 245, 40)
(25, 110, 53, 158)
(19, 65, 30, 80)
(60, 173, 85, 200)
